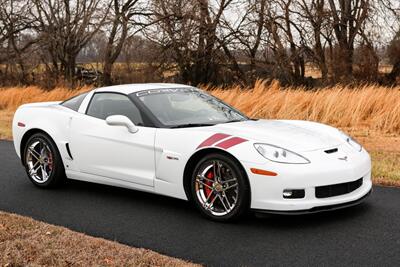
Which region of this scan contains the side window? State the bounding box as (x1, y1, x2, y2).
(61, 92, 88, 112)
(86, 93, 144, 126)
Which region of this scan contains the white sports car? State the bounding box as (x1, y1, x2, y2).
(12, 83, 372, 221)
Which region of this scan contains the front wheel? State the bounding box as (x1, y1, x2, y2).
(23, 133, 66, 188)
(191, 153, 250, 222)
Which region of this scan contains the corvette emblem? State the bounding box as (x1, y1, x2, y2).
(338, 156, 348, 161)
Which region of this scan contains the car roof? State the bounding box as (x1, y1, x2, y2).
(94, 83, 194, 95)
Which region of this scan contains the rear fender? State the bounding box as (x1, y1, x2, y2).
(13, 105, 73, 163)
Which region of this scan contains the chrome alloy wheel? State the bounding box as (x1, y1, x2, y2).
(195, 160, 239, 216)
(25, 140, 54, 184)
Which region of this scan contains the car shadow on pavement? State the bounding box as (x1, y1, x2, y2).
(251, 203, 372, 228)
(61, 178, 372, 230)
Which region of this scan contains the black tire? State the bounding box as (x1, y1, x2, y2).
(190, 153, 250, 222)
(23, 133, 66, 188)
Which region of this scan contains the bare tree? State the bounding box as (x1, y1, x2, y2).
(0, 0, 398, 87)
(148, 0, 234, 84)
(102, 0, 150, 85)
(194, 0, 234, 83)
(0, 0, 37, 84)
(146, 0, 196, 83)
(219, 0, 266, 83)
(296, 0, 331, 81)
(381, 0, 400, 82)
(387, 31, 400, 82)
(257, 0, 306, 83)
(32, 0, 108, 84)
(327, 0, 370, 79)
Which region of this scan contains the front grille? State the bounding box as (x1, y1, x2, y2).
(315, 178, 363, 198)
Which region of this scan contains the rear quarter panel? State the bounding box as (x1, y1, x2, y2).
(12, 102, 75, 163)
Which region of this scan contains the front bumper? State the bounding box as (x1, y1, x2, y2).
(243, 144, 372, 212)
(254, 188, 372, 215)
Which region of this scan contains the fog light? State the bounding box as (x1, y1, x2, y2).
(283, 189, 305, 199)
(283, 190, 293, 197)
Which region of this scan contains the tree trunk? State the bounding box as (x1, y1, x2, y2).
(314, 31, 328, 81)
(103, 35, 115, 86)
(64, 54, 76, 87)
(102, 15, 119, 86)
(103, 62, 113, 85)
(340, 45, 353, 79)
(319, 62, 328, 81)
(388, 60, 400, 82)
(332, 41, 354, 81)
(102, 14, 129, 86)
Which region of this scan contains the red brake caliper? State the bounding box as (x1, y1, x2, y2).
(47, 151, 53, 171)
(204, 170, 214, 198)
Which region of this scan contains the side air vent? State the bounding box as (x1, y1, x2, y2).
(325, 148, 338, 154)
(66, 143, 73, 160)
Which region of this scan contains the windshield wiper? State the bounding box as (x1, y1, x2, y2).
(170, 123, 216, 128)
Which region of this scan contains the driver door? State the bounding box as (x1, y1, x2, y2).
(69, 92, 155, 187)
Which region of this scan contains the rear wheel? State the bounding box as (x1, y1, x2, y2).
(23, 133, 66, 188)
(191, 153, 250, 221)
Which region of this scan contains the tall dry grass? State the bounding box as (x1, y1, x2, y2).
(206, 80, 400, 134)
(0, 86, 91, 110)
(0, 81, 399, 134)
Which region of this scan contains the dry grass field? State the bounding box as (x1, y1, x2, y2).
(207, 80, 400, 134)
(1, 81, 400, 134)
(0, 81, 399, 186)
(0, 211, 199, 267)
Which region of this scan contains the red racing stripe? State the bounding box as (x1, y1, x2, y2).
(197, 133, 231, 149)
(215, 137, 247, 149)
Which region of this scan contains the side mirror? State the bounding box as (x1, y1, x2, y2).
(106, 115, 138, 133)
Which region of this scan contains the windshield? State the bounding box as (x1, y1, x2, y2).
(134, 88, 248, 127)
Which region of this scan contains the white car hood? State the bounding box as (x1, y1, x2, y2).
(209, 119, 343, 152)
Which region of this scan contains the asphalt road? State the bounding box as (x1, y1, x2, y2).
(1, 140, 399, 266)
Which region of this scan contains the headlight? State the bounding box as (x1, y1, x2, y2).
(339, 131, 362, 152)
(254, 143, 310, 164)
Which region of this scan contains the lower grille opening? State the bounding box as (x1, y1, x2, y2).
(315, 178, 363, 198)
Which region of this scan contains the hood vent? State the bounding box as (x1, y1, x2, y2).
(324, 148, 338, 154)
